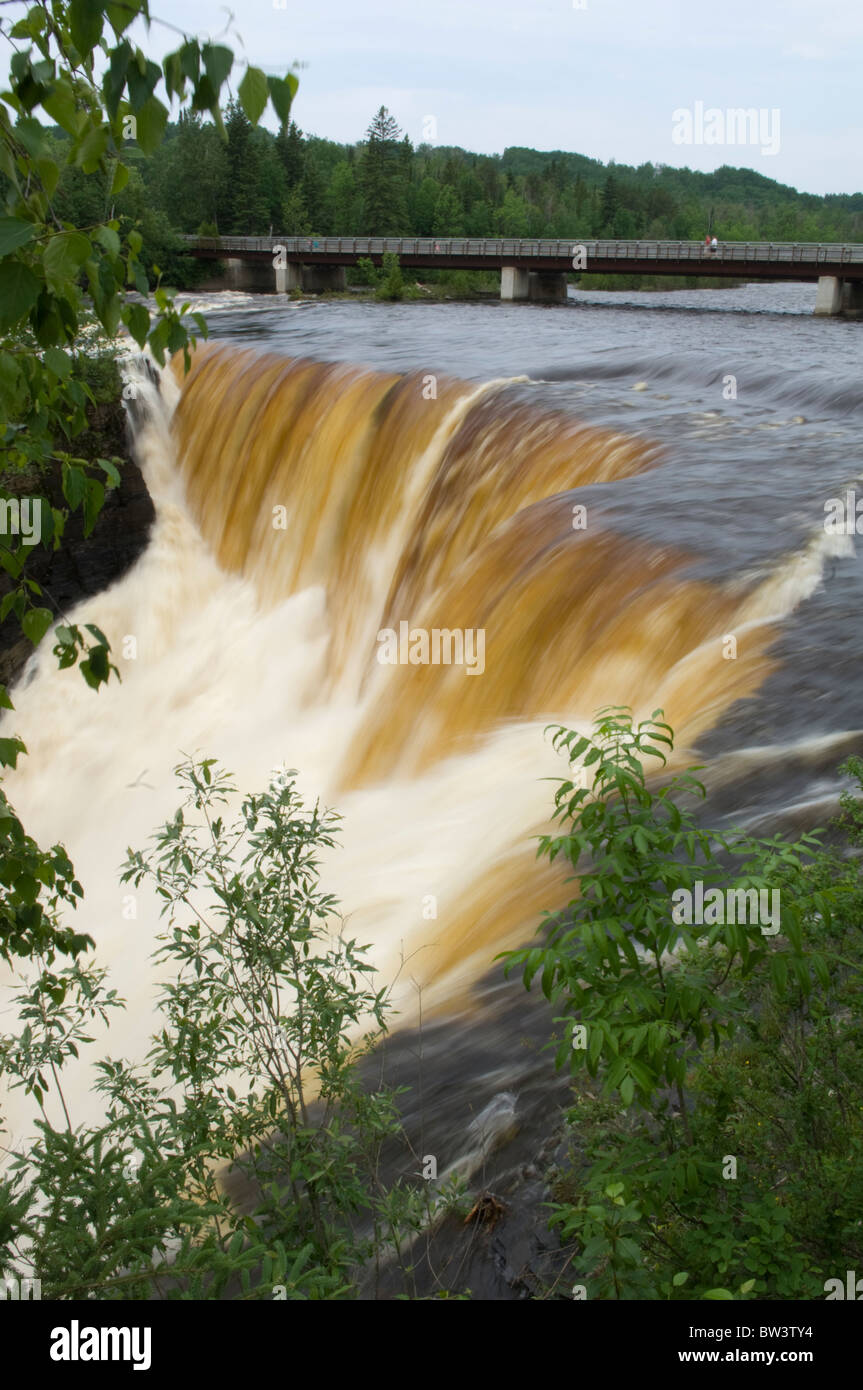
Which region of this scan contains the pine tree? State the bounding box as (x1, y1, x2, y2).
(219, 101, 270, 233)
(276, 121, 305, 189)
(360, 106, 408, 235)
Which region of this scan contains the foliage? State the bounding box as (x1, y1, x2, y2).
(374, 251, 413, 301)
(0, 0, 296, 688)
(506, 708, 863, 1300)
(360, 105, 408, 235)
(0, 1, 300, 975)
(0, 760, 423, 1299)
(115, 114, 863, 251)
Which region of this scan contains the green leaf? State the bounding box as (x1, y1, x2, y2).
(124, 301, 149, 347)
(0, 736, 27, 769)
(134, 96, 168, 155)
(106, 0, 142, 36)
(83, 477, 105, 536)
(110, 160, 130, 195)
(22, 607, 54, 646)
(76, 121, 109, 172)
(0, 261, 41, 330)
(239, 66, 268, 125)
(267, 74, 296, 126)
(62, 464, 87, 509)
(43, 232, 91, 292)
(43, 79, 82, 134)
(127, 57, 161, 113)
(95, 225, 121, 258)
(102, 40, 132, 117)
(44, 347, 72, 380)
(69, 0, 104, 58)
(0, 218, 35, 255)
(202, 44, 233, 90)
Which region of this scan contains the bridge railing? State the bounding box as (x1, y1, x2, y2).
(186, 236, 863, 264)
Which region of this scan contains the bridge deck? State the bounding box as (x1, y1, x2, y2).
(186, 236, 863, 281)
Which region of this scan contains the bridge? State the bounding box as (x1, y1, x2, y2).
(185, 236, 863, 316)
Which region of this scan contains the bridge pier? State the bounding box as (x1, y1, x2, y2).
(501, 267, 568, 302)
(501, 266, 530, 300)
(814, 276, 863, 318)
(300, 264, 346, 294)
(842, 281, 863, 320)
(528, 270, 569, 303)
(224, 258, 278, 292)
(275, 263, 302, 293)
(814, 276, 843, 316)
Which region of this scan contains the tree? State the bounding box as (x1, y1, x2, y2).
(324, 160, 359, 233)
(496, 186, 529, 236)
(360, 106, 407, 235)
(600, 174, 620, 235)
(218, 101, 273, 233)
(276, 120, 305, 189)
(432, 186, 464, 237)
(410, 175, 440, 235)
(281, 185, 310, 236)
(151, 112, 227, 234)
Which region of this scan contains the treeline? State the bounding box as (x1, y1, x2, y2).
(48, 104, 863, 286)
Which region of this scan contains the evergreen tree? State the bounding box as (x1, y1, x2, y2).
(219, 101, 270, 233)
(360, 106, 408, 234)
(600, 174, 620, 236)
(276, 121, 306, 189)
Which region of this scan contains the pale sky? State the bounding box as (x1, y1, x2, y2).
(103, 0, 863, 195)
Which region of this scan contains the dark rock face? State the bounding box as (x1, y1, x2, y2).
(0, 399, 155, 689)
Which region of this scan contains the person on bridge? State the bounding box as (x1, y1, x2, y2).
(710, 236, 719, 254)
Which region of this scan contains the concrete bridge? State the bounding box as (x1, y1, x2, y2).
(185, 236, 863, 316)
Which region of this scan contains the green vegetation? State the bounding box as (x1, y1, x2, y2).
(1, 759, 456, 1298)
(91, 105, 863, 261)
(504, 709, 863, 1300)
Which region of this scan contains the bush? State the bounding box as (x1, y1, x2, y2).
(375, 252, 415, 302)
(505, 707, 861, 1299)
(0, 759, 418, 1299)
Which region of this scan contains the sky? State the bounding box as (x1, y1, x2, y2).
(138, 0, 859, 195)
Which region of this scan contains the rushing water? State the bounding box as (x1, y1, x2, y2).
(2, 280, 862, 1188)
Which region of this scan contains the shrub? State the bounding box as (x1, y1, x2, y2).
(505, 707, 859, 1299)
(0, 759, 413, 1299)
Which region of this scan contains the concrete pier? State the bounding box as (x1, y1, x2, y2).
(500, 266, 568, 302)
(501, 266, 530, 300)
(275, 263, 302, 293)
(814, 275, 843, 316)
(843, 281, 863, 319)
(528, 270, 568, 303)
(224, 258, 278, 292)
(300, 264, 346, 294)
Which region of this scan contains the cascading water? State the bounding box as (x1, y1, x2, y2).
(0, 340, 846, 1145)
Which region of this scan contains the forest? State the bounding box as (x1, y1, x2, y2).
(48, 103, 863, 288)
